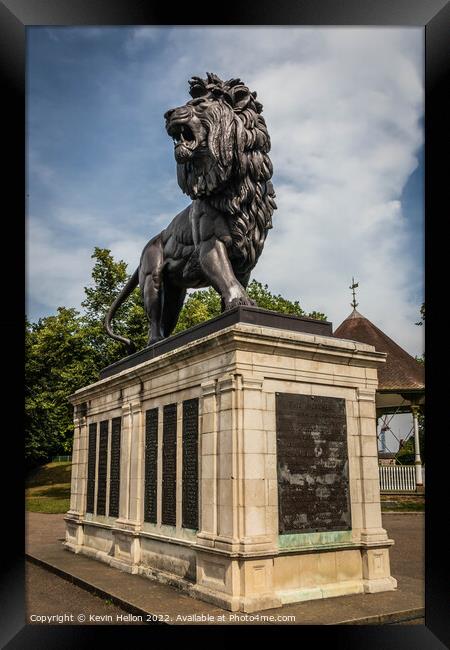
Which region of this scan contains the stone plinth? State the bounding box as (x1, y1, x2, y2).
(65, 310, 396, 612)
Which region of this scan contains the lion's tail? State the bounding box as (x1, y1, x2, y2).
(104, 268, 139, 354)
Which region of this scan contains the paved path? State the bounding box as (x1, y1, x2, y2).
(26, 562, 143, 625)
(25, 512, 424, 625)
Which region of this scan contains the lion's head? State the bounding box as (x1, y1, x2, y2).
(164, 72, 277, 270)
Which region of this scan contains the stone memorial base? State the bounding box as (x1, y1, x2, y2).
(65, 307, 396, 612)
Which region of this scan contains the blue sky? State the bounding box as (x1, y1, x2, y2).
(27, 26, 424, 367)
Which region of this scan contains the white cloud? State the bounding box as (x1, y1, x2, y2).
(26, 218, 92, 313)
(28, 27, 424, 358)
(124, 27, 160, 54)
(165, 27, 424, 355)
(26, 207, 149, 312)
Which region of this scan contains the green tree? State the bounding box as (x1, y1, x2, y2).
(81, 247, 148, 365)
(398, 303, 426, 465)
(415, 303, 425, 463)
(25, 308, 95, 468)
(247, 280, 326, 320)
(174, 287, 221, 333)
(415, 302, 425, 365)
(418, 409, 425, 464)
(25, 249, 327, 465)
(415, 302, 425, 326)
(24, 248, 143, 468)
(174, 280, 327, 333)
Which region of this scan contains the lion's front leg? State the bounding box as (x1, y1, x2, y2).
(198, 237, 256, 310)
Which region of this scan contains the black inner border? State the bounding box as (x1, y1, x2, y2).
(3, 0, 448, 645)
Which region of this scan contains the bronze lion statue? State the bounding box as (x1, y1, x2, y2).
(105, 73, 277, 353)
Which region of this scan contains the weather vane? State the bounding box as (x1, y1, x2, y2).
(350, 277, 359, 309)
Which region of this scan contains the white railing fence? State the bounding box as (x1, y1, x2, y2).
(379, 465, 425, 492)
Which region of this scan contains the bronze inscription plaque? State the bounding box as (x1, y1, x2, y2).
(162, 403, 177, 526)
(182, 398, 199, 530)
(276, 393, 351, 535)
(109, 417, 121, 518)
(96, 420, 109, 516)
(144, 408, 158, 524)
(86, 422, 97, 514)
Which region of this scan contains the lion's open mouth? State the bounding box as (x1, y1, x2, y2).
(169, 123, 196, 148)
(167, 119, 198, 159)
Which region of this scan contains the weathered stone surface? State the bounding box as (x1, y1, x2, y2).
(276, 393, 351, 535)
(66, 321, 395, 612)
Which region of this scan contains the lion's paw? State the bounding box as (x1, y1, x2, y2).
(226, 297, 257, 310)
(147, 336, 164, 347)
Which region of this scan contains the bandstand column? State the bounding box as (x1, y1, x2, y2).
(411, 405, 423, 488)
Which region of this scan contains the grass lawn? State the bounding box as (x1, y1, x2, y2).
(26, 461, 425, 514)
(26, 461, 72, 514)
(381, 495, 425, 512)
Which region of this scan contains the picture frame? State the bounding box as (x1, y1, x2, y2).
(2, 0, 448, 645)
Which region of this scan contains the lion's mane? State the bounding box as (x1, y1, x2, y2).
(182, 73, 277, 275)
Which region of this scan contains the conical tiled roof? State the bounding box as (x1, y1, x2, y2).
(333, 309, 424, 391)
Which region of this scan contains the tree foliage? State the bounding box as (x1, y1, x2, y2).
(415, 302, 425, 365)
(397, 303, 426, 465)
(81, 247, 148, 364)
(25, 308, 95, 467)
(396, 408, 425, 465)
(25, 248, 327, 467)
(174, 280, 327, 333)
(415, 302, 425, 326)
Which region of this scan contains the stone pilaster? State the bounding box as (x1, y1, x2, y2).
(117, 403, 132, 525)
(65, 414, 87, 549)
(356, 388, 385, 540)
(240, 376, 278, 551)
(126, 401, 144, 528)
(77, 415, 88, 517)
(196, 373, 281, 611)
(68, 416, 81, 515)
(215, 373, 239, 550)
(93, 417, 100, 515)
(197, 378, 218, 546)
(356, 388, 397, 593)
(111, 401, 143, 573)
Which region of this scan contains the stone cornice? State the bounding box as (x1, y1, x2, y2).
(69, 323, 386, 405)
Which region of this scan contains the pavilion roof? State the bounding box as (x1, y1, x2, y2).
(333, 309, 424, 392)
